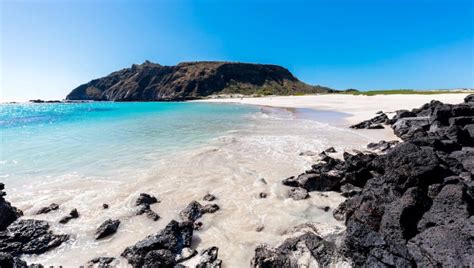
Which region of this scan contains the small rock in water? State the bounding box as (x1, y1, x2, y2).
(258, 192, 267, 198)
(180, 201, 219, 222)
(256, 225, 265, 232)
(287, 187, 309, 200)
(202, 204, 220, 214)
(102, 203, 109, 209)
(36, 203, 59, 215)
(59, 208, 79, 224)
(135, 193, 158, 206)
(259, 178, 268, 184)
(324, 147, 337, 153)
(203, 193, 216, 201)
(87, 256, 116, 267)
(180, 201, 204, 221)
(95, 219, 120, 239)
(135, 193, 160, 221)
(322, 206, 330, 212)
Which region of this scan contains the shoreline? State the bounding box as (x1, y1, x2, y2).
(192, 93, 470, 125)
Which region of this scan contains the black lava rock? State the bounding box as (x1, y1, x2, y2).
(95, 219, 120, 240)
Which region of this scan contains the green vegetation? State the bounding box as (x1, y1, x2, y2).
(338, 89, 473, 96)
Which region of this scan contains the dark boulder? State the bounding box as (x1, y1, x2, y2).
(0, 219, 68, 255)
(179, 201, 219, 222)
(417, 183, 471, 232)
(35, 203, 59, 215)
(121, 220, 193, 267)
(95, 219, 120, 240)
(135, 193, 160, 221)
(136, 193, 158, 207)
(59, 208, 79, 224)
(0, 184, 22, 231)
(408, 217, 474, 267)
(350, 113, 389, 129)
(142, 249, 176, 267)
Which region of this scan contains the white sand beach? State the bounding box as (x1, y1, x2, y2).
(195, 93, 471, 125)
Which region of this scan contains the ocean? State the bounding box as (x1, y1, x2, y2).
(0, 102, 258, 185)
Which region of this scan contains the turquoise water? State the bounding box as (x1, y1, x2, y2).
(0, 102, 258, 184)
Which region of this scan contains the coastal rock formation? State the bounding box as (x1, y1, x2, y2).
(0, 219, 69, 255)
(0, 183, 22, 231)
(135, 193, 160, 221)
(121, 220, 194, 267)
(95, 219, 120, 240)
(275, 96, 474, 267)
(179, 201, 220, 222)
(35, 203, 59, 215)
(59, 208, 79, 224)
(350, 113, 389, 129)
(66, 61, 333, 101)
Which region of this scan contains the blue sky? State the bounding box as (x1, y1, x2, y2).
(1, 0, 473, 101)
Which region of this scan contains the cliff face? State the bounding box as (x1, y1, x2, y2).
(66, 61, 333, 101)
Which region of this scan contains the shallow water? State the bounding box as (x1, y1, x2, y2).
(1, 102, 385, 267)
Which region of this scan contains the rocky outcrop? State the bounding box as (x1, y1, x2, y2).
(0, 183, 22, 231)
(273, 96, 474, 267)
(179, 201, 220, 222)
(59, 208, 79, 224)
(0, 219, 69, 255)
(350, 113, 389, 129)
(95, 219, 120, 240)
(135, 193, 160, 221)
(66, 61, 333, 101)
(35, 203, 59, 215)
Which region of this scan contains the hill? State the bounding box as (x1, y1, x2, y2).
(66, 61, 333, 101)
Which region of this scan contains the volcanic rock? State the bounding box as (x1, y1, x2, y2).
(59, 208, 79, 224)
(0, 219, 68, 255)
(0, 184, 22, 231)
(35, 203, 59, 215)
(95, 219, 120, 240)
(121, 220, 193, 267)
